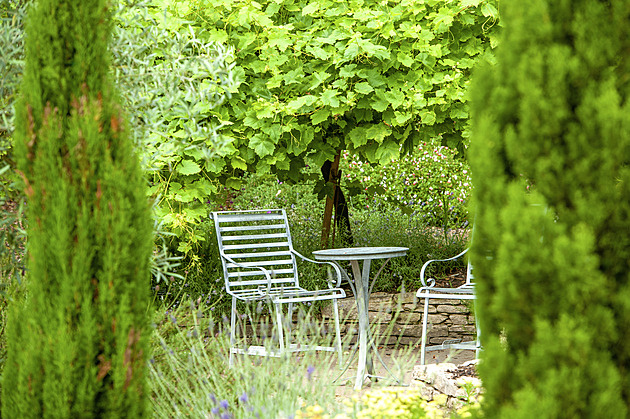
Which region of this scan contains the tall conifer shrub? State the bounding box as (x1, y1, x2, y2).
(469, 0, 630, 417)
(2, 0, 152, 417)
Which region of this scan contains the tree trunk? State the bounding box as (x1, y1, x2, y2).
(320, 151, 353, 248)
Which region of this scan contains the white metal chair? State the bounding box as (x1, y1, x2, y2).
(415, 248, 480, 364)
(212, 209, 346, 366)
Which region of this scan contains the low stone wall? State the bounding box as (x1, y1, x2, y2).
(321, 292, 477, 348)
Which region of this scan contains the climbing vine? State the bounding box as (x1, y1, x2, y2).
(175, 0, 499, 186)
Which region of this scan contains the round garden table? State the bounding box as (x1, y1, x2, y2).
(312, 246, 409, 390)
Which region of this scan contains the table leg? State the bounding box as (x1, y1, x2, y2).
(361, 259, 375, 377)
(351, 259, 373, 390)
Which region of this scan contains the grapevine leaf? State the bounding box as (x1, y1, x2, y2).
(397, 52, 415, 67)
(302, 2, 319, 16)
(344, 42, 360, 60)
(349, 126, 368, 147)
(375, 139, 400, 164)
(354, 82, 374, 95)
(384, 89, 404, 110)
(225, 177, 242, 190)
(366, 123, 392, 143)
(177, 160, 202, 175)
(307, 45, 330, 60)
(321, 89, 340, 107)
(249, 134, 276, 157)
(481, 3, 498, 18)
(231, 156, 248, 170)
(394, 111, 412, 124)
(339, 64, 357, 78)
(205, 158, 226, 174)
(311, 109, 330, 125)
(371, 89, 389, 112)
(419, 109, 437, 125)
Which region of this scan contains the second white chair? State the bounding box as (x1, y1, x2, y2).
(416, 248, 480, 364)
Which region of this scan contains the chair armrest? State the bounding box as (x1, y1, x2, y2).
(291, 249, 344, 288)
(220, 251, 274, 296)
(420, 248, 469, 288)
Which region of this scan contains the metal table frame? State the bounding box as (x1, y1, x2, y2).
(312, 246, 409, 390)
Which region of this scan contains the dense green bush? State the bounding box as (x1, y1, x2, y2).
(341, 138, 472, 228)
(2, 0, 153, 416)
(470, 0, 630, 416)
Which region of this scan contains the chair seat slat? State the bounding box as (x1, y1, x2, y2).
(228, 286, 346, 302)
(216, 213, 285, 223)
(229, 278, 296, 287)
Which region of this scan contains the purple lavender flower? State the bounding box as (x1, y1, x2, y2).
(307, 365, 315, 380)
(239, 391, 248, 404)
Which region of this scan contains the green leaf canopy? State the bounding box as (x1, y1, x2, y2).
(181, 0, 498, 181)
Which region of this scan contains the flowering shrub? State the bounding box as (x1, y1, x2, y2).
(341, 141, 472, 228)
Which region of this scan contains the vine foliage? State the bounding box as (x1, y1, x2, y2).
(177, 0, 498, 186)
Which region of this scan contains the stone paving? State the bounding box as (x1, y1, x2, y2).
(323, 346, 477, 401)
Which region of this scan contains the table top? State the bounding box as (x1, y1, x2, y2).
(312, 246, 409, 261)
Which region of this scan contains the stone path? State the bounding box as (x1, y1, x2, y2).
(312, 346, 477, 401)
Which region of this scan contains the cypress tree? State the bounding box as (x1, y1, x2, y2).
(2, 0, 153, 417)
(469, 0, 630, 416)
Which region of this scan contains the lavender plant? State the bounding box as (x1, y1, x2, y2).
(150, 298, 341, 418)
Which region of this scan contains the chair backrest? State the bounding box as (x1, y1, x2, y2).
(454, 247, 475, 288)
(212, 209, 299, 294)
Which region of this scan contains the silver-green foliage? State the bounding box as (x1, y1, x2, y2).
(0, 1, 27, 286)
(0, 0, 26, 146)
(112, 0, 237, 254)
(150, 298, 340, 418)
(0, 0, 237, 265)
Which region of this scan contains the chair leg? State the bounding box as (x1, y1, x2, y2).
(420, 294, 430, 365)
(287, 302, 294, 347)
(229, 296, 237, 367)
(333, 298, 343, 368)
(274, 302, 285, 352)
